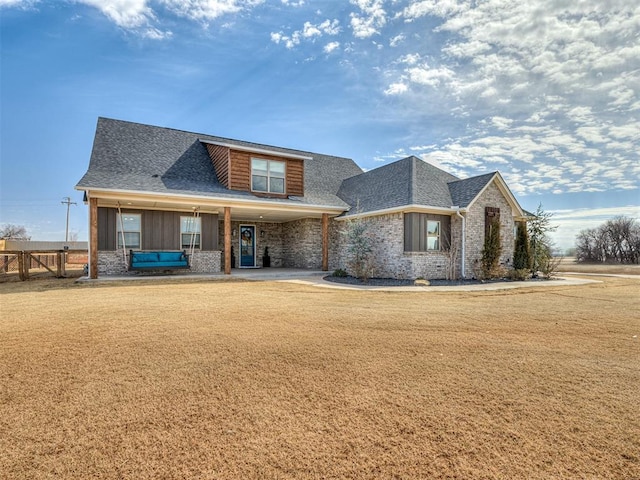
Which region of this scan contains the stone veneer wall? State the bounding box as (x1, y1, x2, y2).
(189, 251, 222, 273)
(463, 181, 515, 277)
(282, 218, 323, 269)
(217, 218, 324, 270)
(97, 250, 221, 275)
(97, 251, 128, 276)
(218, 221, 286, 269)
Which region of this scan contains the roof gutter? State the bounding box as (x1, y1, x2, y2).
(454, 207, 466, 278)
(75, 186, 347, 214)
(198, 139, 313, 161)
(334, 204, 458, 221)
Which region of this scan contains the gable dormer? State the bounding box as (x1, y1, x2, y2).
(202, 140, 306, 198)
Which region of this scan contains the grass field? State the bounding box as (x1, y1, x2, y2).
(1, 275, 639, 479)
(556, 257, 640, 276)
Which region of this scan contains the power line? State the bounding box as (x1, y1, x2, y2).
(61, 197, 77, 242)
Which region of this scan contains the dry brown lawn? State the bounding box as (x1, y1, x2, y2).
(557, 257, 640, 276)
(1, 276, 639, 479)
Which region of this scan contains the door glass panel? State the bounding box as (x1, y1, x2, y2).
(240, 226, 255, 266)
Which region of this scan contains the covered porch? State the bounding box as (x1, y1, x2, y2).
(87, 192, 341, 279)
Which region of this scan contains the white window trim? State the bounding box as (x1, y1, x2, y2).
(117, 212, 142, 250)
(251, 157, 286, 194)
(426, 220, 441, 251)
(180, 216, 201, 250)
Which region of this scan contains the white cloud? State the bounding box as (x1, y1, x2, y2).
(374, 0, 640, 196)
(406, 64, 455, 88)
(302, 21, 322, 38)
(402, 0, 465, 21)
(389, 33, 405, 47)
(76, 0, 154, 29)
(270, 30, 300, 49)
(384, 82, 407, 95)
(270, 18, 340, 49)
(398, 53, 421, 65)
(323, 41, 340, 54)
(67, 0, 262, 37)
(0, 0, 32, 6)
(160, 0, 260, 23)
(349, 0, 386, 38)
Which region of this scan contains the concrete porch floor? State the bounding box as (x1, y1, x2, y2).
(79, 268, 327, 283)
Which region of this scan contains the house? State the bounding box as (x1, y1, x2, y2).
(76, 117, 527, 279)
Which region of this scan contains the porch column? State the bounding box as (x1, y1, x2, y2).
(322, 213, 329, 271)
(224, 206, 231, 275)
(89, 197, 98, 279)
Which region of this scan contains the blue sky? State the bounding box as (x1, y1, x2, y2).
(1, 0, 638, 250)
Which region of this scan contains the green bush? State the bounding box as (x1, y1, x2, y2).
(332, 268, 348, 277)
(481, 219, 502, 278)
(513, 222, 532, 270)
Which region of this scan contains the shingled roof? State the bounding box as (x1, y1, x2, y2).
(337, 156, 500, 216)
(76, 117, 363, 209)
(77, 118, 522, 218)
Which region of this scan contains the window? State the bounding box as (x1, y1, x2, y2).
(426, 220, 440, 251)
(117, 213, 141, 250)
(404, 213, 450, 252)
(251, 158, 285, 194)
(181, 216, 201, 249)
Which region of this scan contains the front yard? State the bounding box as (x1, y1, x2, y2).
(1, 276, 638, 479)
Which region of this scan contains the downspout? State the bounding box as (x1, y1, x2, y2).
(454, 208, 466, 278)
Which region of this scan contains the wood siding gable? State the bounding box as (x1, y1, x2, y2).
(229, 150, 304, 197)
(205, 144, 230, 188)
(204, 142, 305, 197)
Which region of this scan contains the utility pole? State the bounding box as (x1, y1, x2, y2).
(61, 197, 77, 242)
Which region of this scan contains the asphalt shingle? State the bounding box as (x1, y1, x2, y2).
(76, 117, 363, 208)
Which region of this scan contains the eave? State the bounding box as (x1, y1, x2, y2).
(75, 186, 346, 222)
(199, 139, 313, 161)
(335, 204, 463, 221)
(466, 172, 525, 218)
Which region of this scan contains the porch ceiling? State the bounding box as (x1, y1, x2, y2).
(97, 198, 333, 223)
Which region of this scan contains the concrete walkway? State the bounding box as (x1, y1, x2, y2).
(79, 268, 602, 292)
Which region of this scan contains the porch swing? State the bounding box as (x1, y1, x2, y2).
(124, 203, 191, 271)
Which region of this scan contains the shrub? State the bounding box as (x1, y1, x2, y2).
(332, 268, 348, 277)
(539, 253, 562, 279)
(508, 268, 530, 281)
(513, 222, 532, 270)
(343, 210, 373, 280)
(481, 219, 502, 278)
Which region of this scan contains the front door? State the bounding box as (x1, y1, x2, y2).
(239, 225, 256, 267)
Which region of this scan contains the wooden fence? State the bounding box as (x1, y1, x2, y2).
(1, 250, 88, 281)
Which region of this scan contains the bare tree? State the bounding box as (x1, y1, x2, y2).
(0, 224, 30, 240)
(527, 204, 558, 277)
(575, 216, 639, 264)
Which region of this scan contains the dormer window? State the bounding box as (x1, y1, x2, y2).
(251, 158, 285, 194)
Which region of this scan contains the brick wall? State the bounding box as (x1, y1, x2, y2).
(282, 218, 323, 269)
(190, 251, 222, 273)
(218, 221, 286, 269)
(463, 181, 516, 276)
(331, 205, 519, 280)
